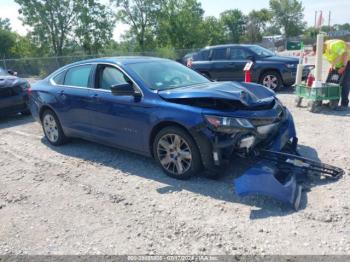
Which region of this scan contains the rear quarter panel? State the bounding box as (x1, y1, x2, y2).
(28, 79, 61, 122)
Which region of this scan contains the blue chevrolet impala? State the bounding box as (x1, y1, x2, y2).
(28, 57, 297, 179)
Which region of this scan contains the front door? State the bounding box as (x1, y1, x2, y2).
(228, 47, 254, 81)
(88, 64, 150, 152)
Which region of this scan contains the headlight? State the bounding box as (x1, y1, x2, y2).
(285, 63, 297, 69)
(257, 123, 279, 135)
(204, 115, 254, 133)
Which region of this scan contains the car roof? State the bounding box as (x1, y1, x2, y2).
(201, 44, 257, 50)
(67, 56, 170, 67)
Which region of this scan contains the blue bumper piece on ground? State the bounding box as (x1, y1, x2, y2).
(234, 109, 303, 209)
(234, 161, 302, 210)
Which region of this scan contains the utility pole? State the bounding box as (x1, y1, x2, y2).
(328, 11, 331, 33)
(314, 10, 318, 28)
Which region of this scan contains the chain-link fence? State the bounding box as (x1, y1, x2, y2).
(0, 49, 196, 78)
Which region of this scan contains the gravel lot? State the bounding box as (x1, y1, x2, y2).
(0, 91, 349, 255)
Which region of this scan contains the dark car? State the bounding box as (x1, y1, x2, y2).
(28, 57, 297, 179)
(0, 67, 31, 116)
(185, 44, 311, 90)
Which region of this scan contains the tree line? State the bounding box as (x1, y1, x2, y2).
(0, 0, 347, 60)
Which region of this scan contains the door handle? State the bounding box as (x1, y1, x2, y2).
(57, 90, 66, 99)
(90, 94, 99, 101)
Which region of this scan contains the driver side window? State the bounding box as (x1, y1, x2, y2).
(229, 48, 251, 60)
(97, 65, 129, 90)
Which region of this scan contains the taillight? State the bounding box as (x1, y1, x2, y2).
(186, 58, 193, 68)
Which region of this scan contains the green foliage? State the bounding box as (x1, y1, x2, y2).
(156, 0, 205, 49)
(74, 0, 115, 54)
(201, 16, 226, 45)
(244, 9, 271, 43)
(220, 9, 247, 43)
(15, 0, 115, 56)
(15, 0, 76, 56)
(154, 46, 177, 59)
(0, 18, 11, 31)
(112, 0, 161, 52)
(269, 0, 305, 38)
(0, 30, 16, 58)
(264, 25, 282, 36)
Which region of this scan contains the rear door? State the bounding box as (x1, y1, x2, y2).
(208, 47, 233, 81)
(228, 47, 254, 81)
(53, 64, 95, 136)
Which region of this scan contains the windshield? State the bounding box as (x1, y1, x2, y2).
(127, 61, 210, 91)
(0, 68, 10, 76)
(248, 45, 275, 57)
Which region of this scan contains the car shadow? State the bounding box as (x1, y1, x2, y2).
(41, 138, 341, 219)
(0, 114, 34, 129)
(278, 85, 295, 94)
(315, 106, 350, 117)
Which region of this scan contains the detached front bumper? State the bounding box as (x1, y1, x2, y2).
(234, 110, 302, 209)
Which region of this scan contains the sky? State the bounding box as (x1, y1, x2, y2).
(1, 0, 349, 40)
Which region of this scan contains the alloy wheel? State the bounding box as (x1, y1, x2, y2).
(43, 113, 59, 143)
(262, 75, 279, 90)
(157, 134, 192, 175)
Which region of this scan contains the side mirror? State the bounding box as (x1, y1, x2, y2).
(110, 83, 142, 101)
(247, 55, 256, 63)
(8, 70, 17, 76)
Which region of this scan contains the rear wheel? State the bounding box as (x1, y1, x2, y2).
(153, 126, 202, 179)
(329, 99, 339, 110)
(260, 71, 283, 91)
(307, 101, 322, 113)
(294, 97, 303, 107)
(41, 109, 67, 146)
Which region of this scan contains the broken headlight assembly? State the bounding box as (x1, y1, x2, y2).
(204, 115, 254, 134)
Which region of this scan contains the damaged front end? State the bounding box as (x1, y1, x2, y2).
(159, 81, 343, 210)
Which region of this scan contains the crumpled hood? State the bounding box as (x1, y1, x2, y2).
(158, 81, 276, 107)
(0, 76, 25, 88)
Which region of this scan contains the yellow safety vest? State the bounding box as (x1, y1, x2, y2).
(324, 39, 350, 68)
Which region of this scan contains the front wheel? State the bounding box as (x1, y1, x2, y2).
(260, 71, 283, 91)
(41, 109, 67, 146)
(153, 126, 202, 179)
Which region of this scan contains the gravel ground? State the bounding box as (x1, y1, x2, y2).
(0, 91, 349, 255)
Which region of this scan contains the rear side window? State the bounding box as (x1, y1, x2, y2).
(52, 71, 65, 85)
(212, 48, 227, 60)
(198, 50, 210, 61)
(64, 65, 92, 88)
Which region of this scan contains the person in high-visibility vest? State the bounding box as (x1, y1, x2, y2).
(313, 39, 350, 109)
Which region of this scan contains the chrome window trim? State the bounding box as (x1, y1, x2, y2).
(49, 62, 144, 97)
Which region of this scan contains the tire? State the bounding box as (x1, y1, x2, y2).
(307, 101, 322, 113)
(153, 126, 202, 180)
(41, 109, 67, 146)
(329, 99, 339, 110)
(259, 71, 283, 91)
(294, 97, 303, 107)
